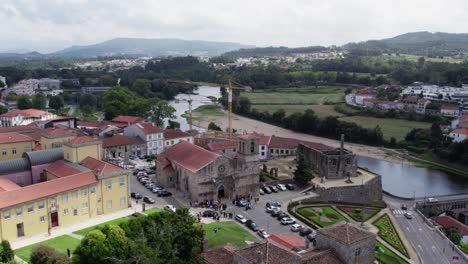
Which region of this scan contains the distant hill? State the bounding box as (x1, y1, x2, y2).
(52, 38, 254, 57)
(345, 31, 468, 56)
(222, 46, 329, 57)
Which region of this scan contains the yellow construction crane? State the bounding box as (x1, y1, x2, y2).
(175, 96, 212, 132)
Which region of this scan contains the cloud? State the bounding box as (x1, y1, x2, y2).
(1, 0, 468, 53)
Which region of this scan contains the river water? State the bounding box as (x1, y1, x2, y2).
(169, 86, 467, 198)
(358, 156, 468, 198)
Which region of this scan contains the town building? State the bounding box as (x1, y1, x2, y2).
(123, 123, 164, 155)
(432, 216, 468, 243)
(111, 115, 145, 127)
(401, 97, 431, 113)
(41, 126, 78, 150)
(268, 136, 303, 158)
(155, 139, 259, 201)
(207, 140, 239, 157)
(451, 115, 468, 129)
(440, 105, 460, 117)
(102, 135, 146, 160)
(81, 86, 111, 94)
(0, 109, 57, 127)
(0, 136, 129, 241)
(239, 133, 271, 160)
(0, 133, 35, 161)
(163, 129, 193, 148)
(449, 128, 468, 143)
(38, 78, 60, 90)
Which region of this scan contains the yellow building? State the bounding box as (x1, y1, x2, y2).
(63, 136, 102, 163)
(40, 126, 77, 150)
(0, 135, 129, 241)
(0, 133, 34, 161)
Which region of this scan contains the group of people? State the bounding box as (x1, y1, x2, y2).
(190, 200, 228, 211)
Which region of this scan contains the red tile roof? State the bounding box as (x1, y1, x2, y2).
(239, 133, 271, 145)
(441, 105, 459, 111)
(451, 128, 468, 135)
(102, 135, 144, 148)
(42, 127, 76, 138)
(46, 160, 83, 178)
(268, 234, 305, 249)
(0, 132, 34, 144)
(163, 129, 191, 140)
(80, 156, 124, 176)
(76, 121, 101, 128)
(0, 179, 21, 192)
(0, 171, 97, 209)
(433, 216, 468, 236)
(0, 109, 49, 118)
(67, 136, 101, 146)
(269, 136, 333, 151)
(318, 222, 374, 245)
(158, 141, 220, 173)
(112, 115, 145, 124)
(0, 125, 42, 141)
(135, 122, 163, 134)
(207, 140, 239, 151)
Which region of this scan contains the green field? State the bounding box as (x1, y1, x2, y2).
(252, 105, 342, 118)
(202, 221, 257, 248)
(375, 241, 410, 264)
(388, 54, 465, 64)
(337, 206, 381, 222)
(242, 86, 346, 105)
(297, 206, 348, 227)
(15, 235, 80, 263)
(338, 116, 431, 141)
(73, 215, 135, 236)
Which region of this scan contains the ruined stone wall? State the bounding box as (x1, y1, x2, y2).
(315, 232, 376, 264)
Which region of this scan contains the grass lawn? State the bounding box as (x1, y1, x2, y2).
(73, 215, 135, 236)
(252, 105, 342, 118)
(202, 221, 257, 248)
(297, 206, 348, 227)
(375, 241, 410, 264)
(241, 86, 345, 105)
(338, 116, 431, 140)
(373, 214, 410, 258)
(144, 207, 162, 215)
(15, 235, 80, 264)
(337, 206, 381, 222)
(184, 104, 224, 124)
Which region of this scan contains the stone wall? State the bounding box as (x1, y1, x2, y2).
(315, 232, 376, 264)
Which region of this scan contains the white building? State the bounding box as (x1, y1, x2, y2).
(0, 109, 57, 127)
(440, 105, 460, 117)
(449, 128, 468, 143)
(239, 133, 271, 160)
(123, 123, 164, 155)
(0, 76, 6, 88)
(163, 129, 193, 148)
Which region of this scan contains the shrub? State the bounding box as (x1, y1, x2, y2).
(326, 213, 339, 220)
(31, 245, 71, 264)
(0, 240, 14, 263)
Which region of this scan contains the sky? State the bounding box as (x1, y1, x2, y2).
(1, 0, 468, 53)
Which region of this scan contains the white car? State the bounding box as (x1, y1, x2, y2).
(290, 224, 303, 232)
(280, 217, 296, 225)
(266, 205, 279, 213)
(404, 212, 413, 219)
(164, 205, 176, 212)
(427, 198, 439, 203)
(257, 229, 270, 238)
(277, 184, 287, 191)
(235, 214, 247, 224)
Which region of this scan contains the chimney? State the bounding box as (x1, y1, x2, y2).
(256, 251, 264, 264)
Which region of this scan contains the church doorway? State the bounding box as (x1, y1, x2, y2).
(217, 185, 225, 199)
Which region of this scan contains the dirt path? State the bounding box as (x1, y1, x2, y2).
(194, 110, 408, 164)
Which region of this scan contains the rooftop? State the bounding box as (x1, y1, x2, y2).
(239, 133, 271, 145)
(76, 121, 101, 128)
(317, 222, 375, 245)
(66, 135, 101, 146)
(0, 109, 50, 118)
(163, 129, 191, 140)
(0, 132, 34, 144)
(268, 234, 305, 249)
(80, 156, 125, 176)
(433, 216, 468, 236)
(45, 160, 88, 178)
(312, 168, 376, 188)
(451, 128, 468, 135)
(112, 115, 145, 124)
(42, 126, 77, 138)
(0, 178, 21, 192)
(207, 140, 239, 151)
(157, 141, 220, 173)
(102, 135, 144, 148)
(135, 122, 163, 134)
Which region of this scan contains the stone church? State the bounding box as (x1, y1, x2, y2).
(155, 137, 260, 201)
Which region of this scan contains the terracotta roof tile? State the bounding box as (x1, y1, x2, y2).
(451, 128, 468, 135)
(0, 109, 49, 118)
(112, 115, 145, 124)
(67, 136, 101, 146)
(163, 129, 191, 140)
(433, 216, 468, 236)
(0, 178, 21, 192)
(157, 141, 220, 173)
(235, 240, 301, 264)
(76, 121, 101, 128)
(0, 171, 97, 209)
(207, 140, 239, 151)
(240, 133, 271, 145)
(300, 249, 343, 264)
(268, 234, 305, 249)
(0, 132, 34, 144)
(318, 222, 374, 245)
(135, 122, 163, 134)
(201, 245, 235, 264)
(80, 156, 124, 176)
(269, 136, 333, 151)
(45, 160, 83, 178)
(42, 127, 76, 138)
(441, 105, 459, 111)
(102, 135, 144, 148)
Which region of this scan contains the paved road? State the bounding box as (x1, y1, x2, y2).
(384, 195, 467, 264)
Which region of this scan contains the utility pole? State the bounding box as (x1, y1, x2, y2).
(228, 79, 233, 142)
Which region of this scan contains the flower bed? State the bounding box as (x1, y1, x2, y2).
(375, 241, 410, 264)
(297, 206, 347, 227)
(373, 214, 410, 259)
(337, 206, 380, 222)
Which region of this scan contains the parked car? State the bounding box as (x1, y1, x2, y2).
(401, 204, 407, 210)
(266, 202, 281, 208)
(299, 228, 313, 236)
(131, 192, 143, 199)
(237, 199, 248, 207)
(277, 184, 287, 191)
(245, 220, 259, 232)
(202, 210, 217, 218)
(257, 229, 269, 238)
(276, 212, 289, 220)
(270, 186, 279, 193)
(157, 190, 172, 197)
(143, 196, 155, 204)
(285, 184, 295, 191)
(265, 205, 279, 213)
(404, 212, 413, 219)
(270, 208, 282, 217)
(259, 189, 264, 195)
(262, 186, 272, 194)
(427, 198, 439, 203)
(152, 187, 163, 193)
(164, 205, 176, 212)
(290, 224, 303, 232)
(280, 217, 296, 225)
(235, 214, 247, 224)
(306, 232, 317, 242)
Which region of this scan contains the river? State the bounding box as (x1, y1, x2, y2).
(170, 86, 468, 198)
(358, 156, 468, 198)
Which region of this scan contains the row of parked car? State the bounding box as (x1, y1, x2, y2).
(234, 214, 270, 239)
(265, 202, 316, 242)
(135, 172, 172, 197)
(259, 183, 295, 195)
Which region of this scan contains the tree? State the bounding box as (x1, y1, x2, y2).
(132, 79, 152, 98)
(167, 120, 180, 129)
(31, 245, 70, 264)
(73, 230, 109, 264)
(17, 95, 32, 109)
(101, 87, 138, 120)
(430, 123, 444, 148)
(145, 99, 176, 127)
(49, 95, 65, 111)
(447, 228, 462, 244)
(0, 240, 14, 263)
(237, 97, 251, 114)
(79, 94, 97, 115)
(0, 105, 7, 115)
(208, 122, 222, 131)
(294, 153, 314, 185)
(32, 92, 47, 110)
(0, 79, 4, 88)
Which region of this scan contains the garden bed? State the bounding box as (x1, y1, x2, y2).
(337, 206, 380, 222)
(373, 214, 410, 259)
(296, 206, 348, 227)
(15, 235, 80, 264)
(375, 241, 410, 264)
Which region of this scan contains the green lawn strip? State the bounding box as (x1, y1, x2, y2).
(15, 235, 80, 264)
(73, 215, 134, 236)
(336, 206, 381, 222)
(252, 105, 343, 118)
(202, 221, 257, 248)
(144, 207, 162, 215)
(373, 214, 410, 258)
(297, 206, 348, 227)
(375, 241, 410, 264)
